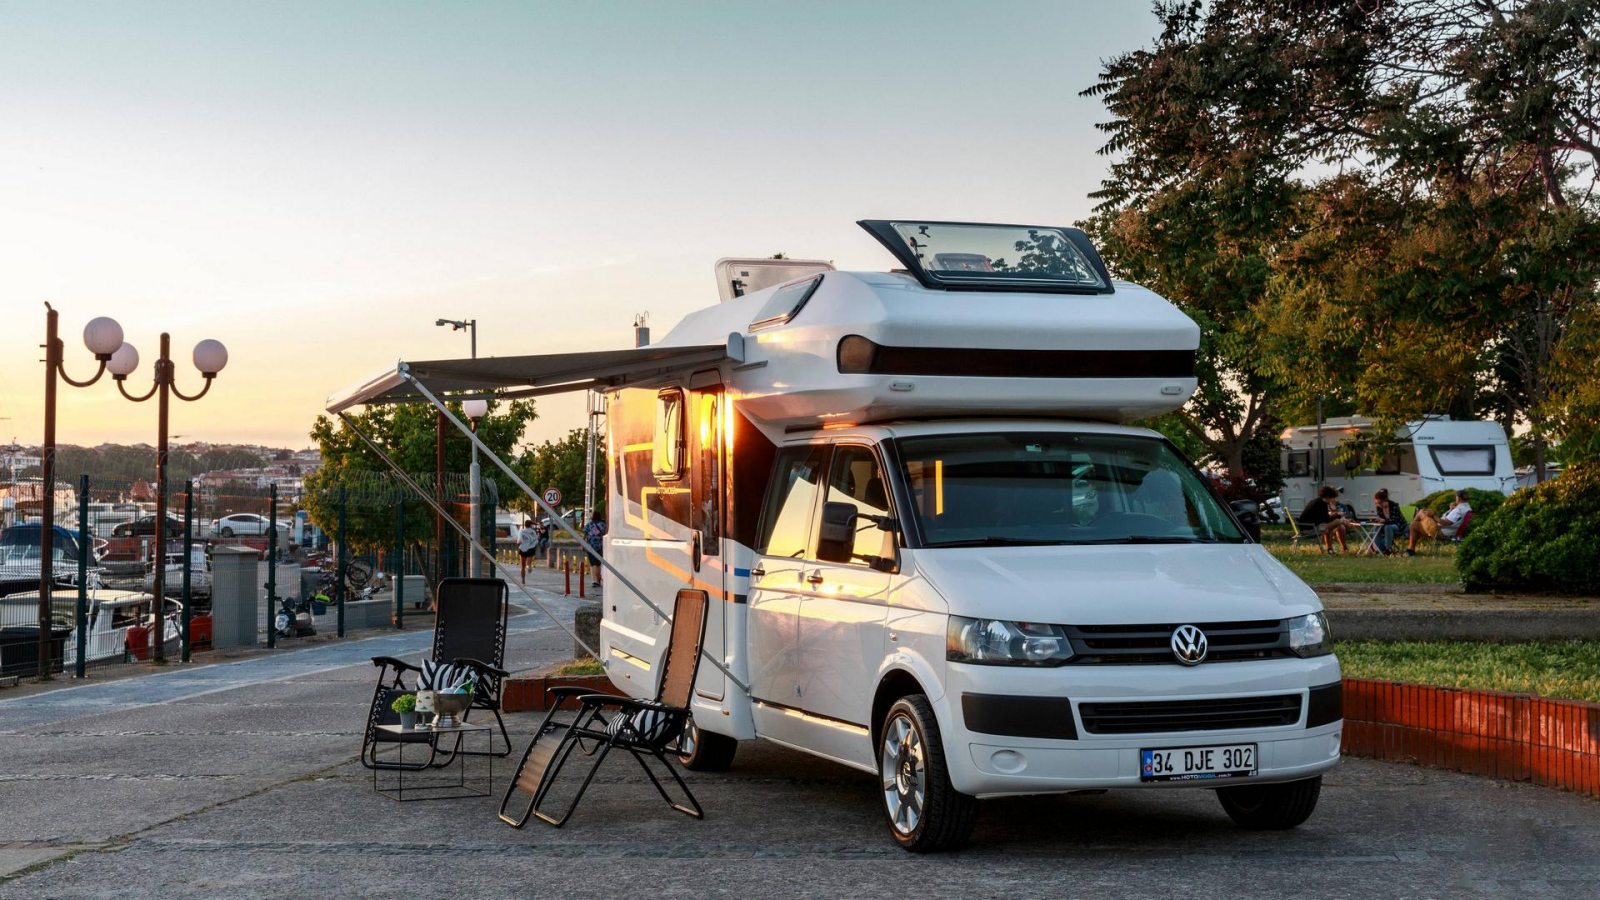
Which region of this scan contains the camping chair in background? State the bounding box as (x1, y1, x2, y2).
(361, 578, 512, 770)
(499, 589, 709, 828)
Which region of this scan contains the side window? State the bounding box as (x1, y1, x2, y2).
(757, 446, 829, 558)
(653, 390, 685, 479)
(824, 446, 895, 566)
(1287, 451, 1310, 478)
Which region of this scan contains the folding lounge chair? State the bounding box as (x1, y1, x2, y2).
(499, 589, 709, 828)
(360, 577, 512, 770)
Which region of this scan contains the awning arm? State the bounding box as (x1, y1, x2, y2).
(398, 367, 753, 695)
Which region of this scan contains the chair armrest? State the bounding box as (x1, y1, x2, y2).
(452, 657, 509, 679)
(574, 694, 678, 715)
(371, 656, 420, 673)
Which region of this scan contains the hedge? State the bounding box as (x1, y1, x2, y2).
(1416, 487, 1506, 524)
(1458, 461, 1600, 594)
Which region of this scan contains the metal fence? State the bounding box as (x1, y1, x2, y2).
(0, 468, 510, 678)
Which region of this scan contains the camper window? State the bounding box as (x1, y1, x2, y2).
(881, 222, 1108, 291)
(653, 390, 686, 479)
(749, 276, 823, 332)
(1287, 451, 1311, 478)
(757, 446, 830, 559)
(1429, 445, 1495, 476)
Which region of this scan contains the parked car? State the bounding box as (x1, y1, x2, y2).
(110, 515, 185, 537)
(209, 513, 288, 538)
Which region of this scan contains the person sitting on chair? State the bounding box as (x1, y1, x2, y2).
(1298, 486, 1349, 554)
(1405, 490, 1471, 556)
(1371, 488, 1407, 555)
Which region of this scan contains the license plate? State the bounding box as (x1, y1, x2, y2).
(1140, 744, 1256, 782)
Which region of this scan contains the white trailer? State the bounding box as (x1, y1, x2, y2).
(1280, 415, 1516, 515)
(329, 220, 1340, 851)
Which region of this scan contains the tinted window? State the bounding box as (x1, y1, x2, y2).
(1429, 446, 1494, 476)
(653, 390, 685, 479)
(824, 445, 895, 566)
(749, 276, 822, 331)
(757, 446, 829, 558)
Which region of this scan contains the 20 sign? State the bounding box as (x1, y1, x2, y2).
(542, 487, 563, 507)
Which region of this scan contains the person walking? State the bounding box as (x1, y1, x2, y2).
(517, 519, 538, 584)
(583, 513, 607, 588)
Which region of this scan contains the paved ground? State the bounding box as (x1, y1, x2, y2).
(2, 569, 1598, 899)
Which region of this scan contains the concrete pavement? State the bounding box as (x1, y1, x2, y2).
(2, 568, 1598, 898)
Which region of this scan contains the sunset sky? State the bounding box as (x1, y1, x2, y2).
(0, 1, 1156, 452)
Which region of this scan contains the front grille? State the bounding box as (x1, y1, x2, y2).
(1078, 694, 1303, 735)
(1066, 620, 1290, 665)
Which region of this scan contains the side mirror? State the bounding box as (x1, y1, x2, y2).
(1230, 499, 1262, 542)
(817, 502, 857, 563)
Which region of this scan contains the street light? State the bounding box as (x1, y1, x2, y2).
(36, 305, 125, 679)
(111, 331, 229, 664)
(432, 318, 477, 583)
(464, 398, 488, 578)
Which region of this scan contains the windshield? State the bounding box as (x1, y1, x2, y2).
(894, 432, 1245, 547)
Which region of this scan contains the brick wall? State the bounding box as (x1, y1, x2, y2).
(1341, 677, 1600, 799)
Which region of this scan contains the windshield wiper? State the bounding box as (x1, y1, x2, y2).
(925, 537, 1068, 548)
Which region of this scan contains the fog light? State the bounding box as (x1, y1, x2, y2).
(990, 749, 1026, 774)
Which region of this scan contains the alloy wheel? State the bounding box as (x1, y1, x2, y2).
(880, 712, 927, 836)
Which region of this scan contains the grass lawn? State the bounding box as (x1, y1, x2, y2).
(1260, 525, 1461, 584)
(553, 656, 604, 676)
(1337, 641, 1600, 703)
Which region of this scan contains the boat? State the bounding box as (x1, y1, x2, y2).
(0, 589, 177, 671)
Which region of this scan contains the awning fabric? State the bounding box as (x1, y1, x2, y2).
(326, 339, 740, 414)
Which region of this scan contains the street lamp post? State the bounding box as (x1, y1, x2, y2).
(36, 305, 125, 679)
(463, 399, 488, 577)
(433, 318, 477, 581)
(110, 332, 229, 664)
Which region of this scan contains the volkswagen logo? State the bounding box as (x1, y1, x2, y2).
(1170, 624, 1208, 665)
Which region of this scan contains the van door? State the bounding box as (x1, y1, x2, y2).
(746, 444, 828, 738)
(798, 444, 894, 733)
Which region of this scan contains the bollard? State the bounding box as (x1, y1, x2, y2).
(563, 556, 570, 595)
(579, 561, 586, 599)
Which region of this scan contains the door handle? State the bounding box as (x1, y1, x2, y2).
(749, 566, 766, 578)
(806, 573, 824, 585)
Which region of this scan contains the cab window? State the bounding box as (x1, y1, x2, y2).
(823, 445, 896, 567)
(757, 446, 829, 558)
(652, 390, 685, 479)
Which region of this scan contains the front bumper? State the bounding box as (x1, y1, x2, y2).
(938, 656, 1343, 797)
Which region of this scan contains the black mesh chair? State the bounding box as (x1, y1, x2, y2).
(360, 577, 512, 770)
(499, 589, 709, 828)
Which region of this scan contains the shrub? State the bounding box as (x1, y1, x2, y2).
(1416, 487, 1507, 525)
(1458, 461, 1600, 594)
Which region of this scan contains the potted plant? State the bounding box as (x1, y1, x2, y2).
(391, 692, 418, 730)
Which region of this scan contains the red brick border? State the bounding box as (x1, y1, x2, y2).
(502, 673, 623, 712)
(1341, 677, 1600, 799)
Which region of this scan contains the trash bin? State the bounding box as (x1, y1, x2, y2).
(0, 625, 72, 676)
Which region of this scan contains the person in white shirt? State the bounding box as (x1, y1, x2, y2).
(517, 520, 539, 583)
(1406, 490, 1472, 556)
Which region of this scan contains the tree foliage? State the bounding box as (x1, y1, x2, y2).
(515, 428, 607, 520)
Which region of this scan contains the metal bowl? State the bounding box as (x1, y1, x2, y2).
(424, 690, 472, 728)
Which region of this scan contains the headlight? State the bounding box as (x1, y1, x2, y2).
(1287, 612, 1332, 658)
(947, 616, 1073, 666)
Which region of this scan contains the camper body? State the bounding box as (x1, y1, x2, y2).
(1280, 416, 1516, 515)
(598, 222, 1341, 848)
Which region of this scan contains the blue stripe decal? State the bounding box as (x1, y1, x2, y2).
(733, 567, 751, 577)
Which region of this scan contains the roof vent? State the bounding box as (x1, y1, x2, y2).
(714, 258, 834, 302)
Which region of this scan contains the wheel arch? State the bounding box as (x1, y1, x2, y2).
(871, 667, 929, 751)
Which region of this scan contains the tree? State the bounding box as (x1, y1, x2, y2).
(516, 428, 606, 521)
(303, 399, 537, 555)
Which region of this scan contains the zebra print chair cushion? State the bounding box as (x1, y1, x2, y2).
(419, 660, 470, 692)
(606, 706, 674, 744)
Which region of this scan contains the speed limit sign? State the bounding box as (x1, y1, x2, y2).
(542, 487, 562, 507)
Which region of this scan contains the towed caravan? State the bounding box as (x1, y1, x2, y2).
(329, 220, 1341, 851)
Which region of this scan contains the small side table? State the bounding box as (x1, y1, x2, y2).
(373, 721, 494, 802)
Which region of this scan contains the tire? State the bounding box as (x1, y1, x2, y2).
(878, 694, 978, 852)
(676, 716, 738, 772)
(1216, 776, 1322, 830)
(221, 527, 234, 537)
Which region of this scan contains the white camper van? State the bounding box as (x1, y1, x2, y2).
(1280, 415, 1516, 515)
(601, 222, 1339, 850)
(329, 220, 1341, 851)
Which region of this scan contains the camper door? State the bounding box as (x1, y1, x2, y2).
(603, 384, 726, 701)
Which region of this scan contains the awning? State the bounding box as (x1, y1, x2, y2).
(325, 336, 743, 414)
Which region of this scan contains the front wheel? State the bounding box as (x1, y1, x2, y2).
(676, 716, 737, 772)
(220, 527, 234, 537)
(1216, 776, 1322, 830)
(878, 694, 977, 852)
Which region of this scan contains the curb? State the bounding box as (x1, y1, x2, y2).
(1341, 677, 1600, 799)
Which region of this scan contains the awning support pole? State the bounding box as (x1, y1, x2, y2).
(392, 368, 751, 694)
